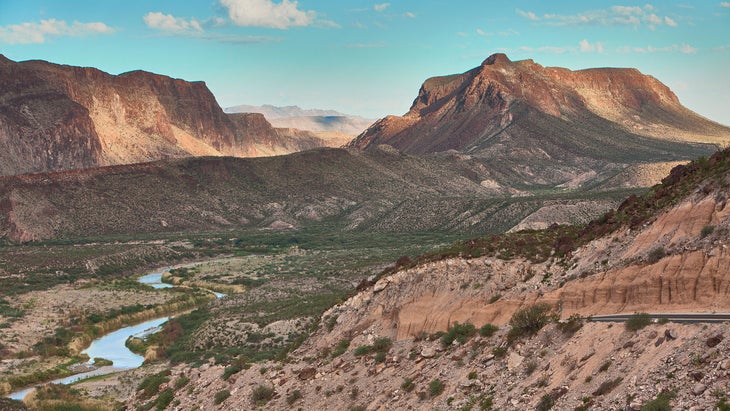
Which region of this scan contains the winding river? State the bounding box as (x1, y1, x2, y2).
(7, 267, 215, 401)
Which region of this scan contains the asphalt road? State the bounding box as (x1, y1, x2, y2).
(589, 313, 730, 323)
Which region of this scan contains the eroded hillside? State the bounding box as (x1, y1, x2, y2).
(126, 149, 730, 410)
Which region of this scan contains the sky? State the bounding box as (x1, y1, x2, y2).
(1, 1, 729, 124)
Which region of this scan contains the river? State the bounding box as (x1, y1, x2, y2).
(7, 266, 215, 401)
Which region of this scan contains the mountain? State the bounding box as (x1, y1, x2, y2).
(0, 56, 339, 176)
(350, 53, 728, 189)
(0, 146, 639, 242)
(128, 148, 730, 410)
(225, 104, 374, 136)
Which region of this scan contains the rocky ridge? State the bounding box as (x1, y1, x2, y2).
(350, 53, 728, 189)
(0, 55, 339, 176)
(126, 149, 730, 410)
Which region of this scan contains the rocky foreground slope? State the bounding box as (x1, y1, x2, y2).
(351, 53, 728, 189)
(128, 149, 729, 410)
(0, 55, 338, 176)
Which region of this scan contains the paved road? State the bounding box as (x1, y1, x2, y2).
(590, 313, 730, 323)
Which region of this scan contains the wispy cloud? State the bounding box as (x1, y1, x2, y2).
(617, 43, 698, 54)
(220, 0, 336, 29)
(0, 19, 113, 44)
(144, 12, 202, 32)
(516, 4, 679, 30)
(721, 2, 730, 8)
(579, 39, 604, 53)
(374, 3, 390, 12)
(404, 11, 416, 19)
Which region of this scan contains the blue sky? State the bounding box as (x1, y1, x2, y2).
(1, 1, 729, 124)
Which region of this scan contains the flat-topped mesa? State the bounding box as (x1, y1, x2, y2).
(0, 56, 340, 176)
(350, 53, 729, 159)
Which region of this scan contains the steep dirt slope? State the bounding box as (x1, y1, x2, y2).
(0, 55, 339, 176)
(350, 54, 728, 188)
(128, 150, 730, 410)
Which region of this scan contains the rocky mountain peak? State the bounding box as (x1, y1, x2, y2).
(481, 52, 511, 66)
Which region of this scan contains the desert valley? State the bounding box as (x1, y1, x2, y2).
(1, 5, 729, 410)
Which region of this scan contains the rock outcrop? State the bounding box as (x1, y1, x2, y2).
(0, 55, 339, 176)
(350, 53, 728, 188)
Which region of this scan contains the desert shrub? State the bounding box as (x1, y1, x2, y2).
(214, 389, 231, 405)
(173, 376, 190, 390)
(641, 391, 675, 411)
(701, 225, 715, 238)
(251, 384, 274, 405)
(592, 377, 623, 396)
(441, 321, 476, 346)
(467, 371, 478, 380)
(556, 314, 583, 336)
(138, 370, 171, 399)
(331, 339, 350, 358)
(479, 323, 499, 337)
(372, 337, 392, 352)
(401, 377, 415, 392)
(286, 389, 303, 405)
(536, 394, 554, 411)
(429, 379, 444, 397)
(598, 360, 612, 372)
(524, 359, 539, 375)
(155, 388, 174, 410)
(492, 346, 507, 358)
(646, 247, 666, 264)
(354, 345, 372, 356)
(625, 313, 652, 331)
(507, 303, 556, 342)
(488, 294, 501, 304)
(374, 351, 386, 363)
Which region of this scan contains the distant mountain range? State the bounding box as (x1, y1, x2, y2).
(1, 53, 729, 241)
(0, 55, 343, 176)
(225, 104, 374, 136)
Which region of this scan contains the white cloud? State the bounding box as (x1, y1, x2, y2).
(221, 0, 317, 29)
(0, 19, 113, 44)
(617, 43, 698, 54)
(143, 12, 202, 32)
(374, 3, 390, 12)
(476, 28, 488, 36)
(579, 39, 604, 53)
(346, 41, 385, 48)
(404, 11, 416, 18)
(721, 2, 730, 8)
(516, 4, 679, 29)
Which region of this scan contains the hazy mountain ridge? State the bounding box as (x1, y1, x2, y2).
(225, 104, 374, 136)
(0, 56, 339, 176)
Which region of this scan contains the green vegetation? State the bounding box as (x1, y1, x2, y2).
(137, 371, 171, 400)
(625, 313, 653, 331)
(401, 377, 416, 392)
(536, 394, 554, 411)
(556, 314, 584, 336)
(331, 339, 350, 357)
(286, 389, 303, 405)
(428, 379, 444, 397)
(701, 225, 715, 238)
(507, 303, 557, 342)
(441, 321, 477, 346)
(214, 389, 231, 405)
(641, 391, 675, 411)
(592, 377, 623, 396)
(251, 384, 274, 405)
(479, 323, 499, 337)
